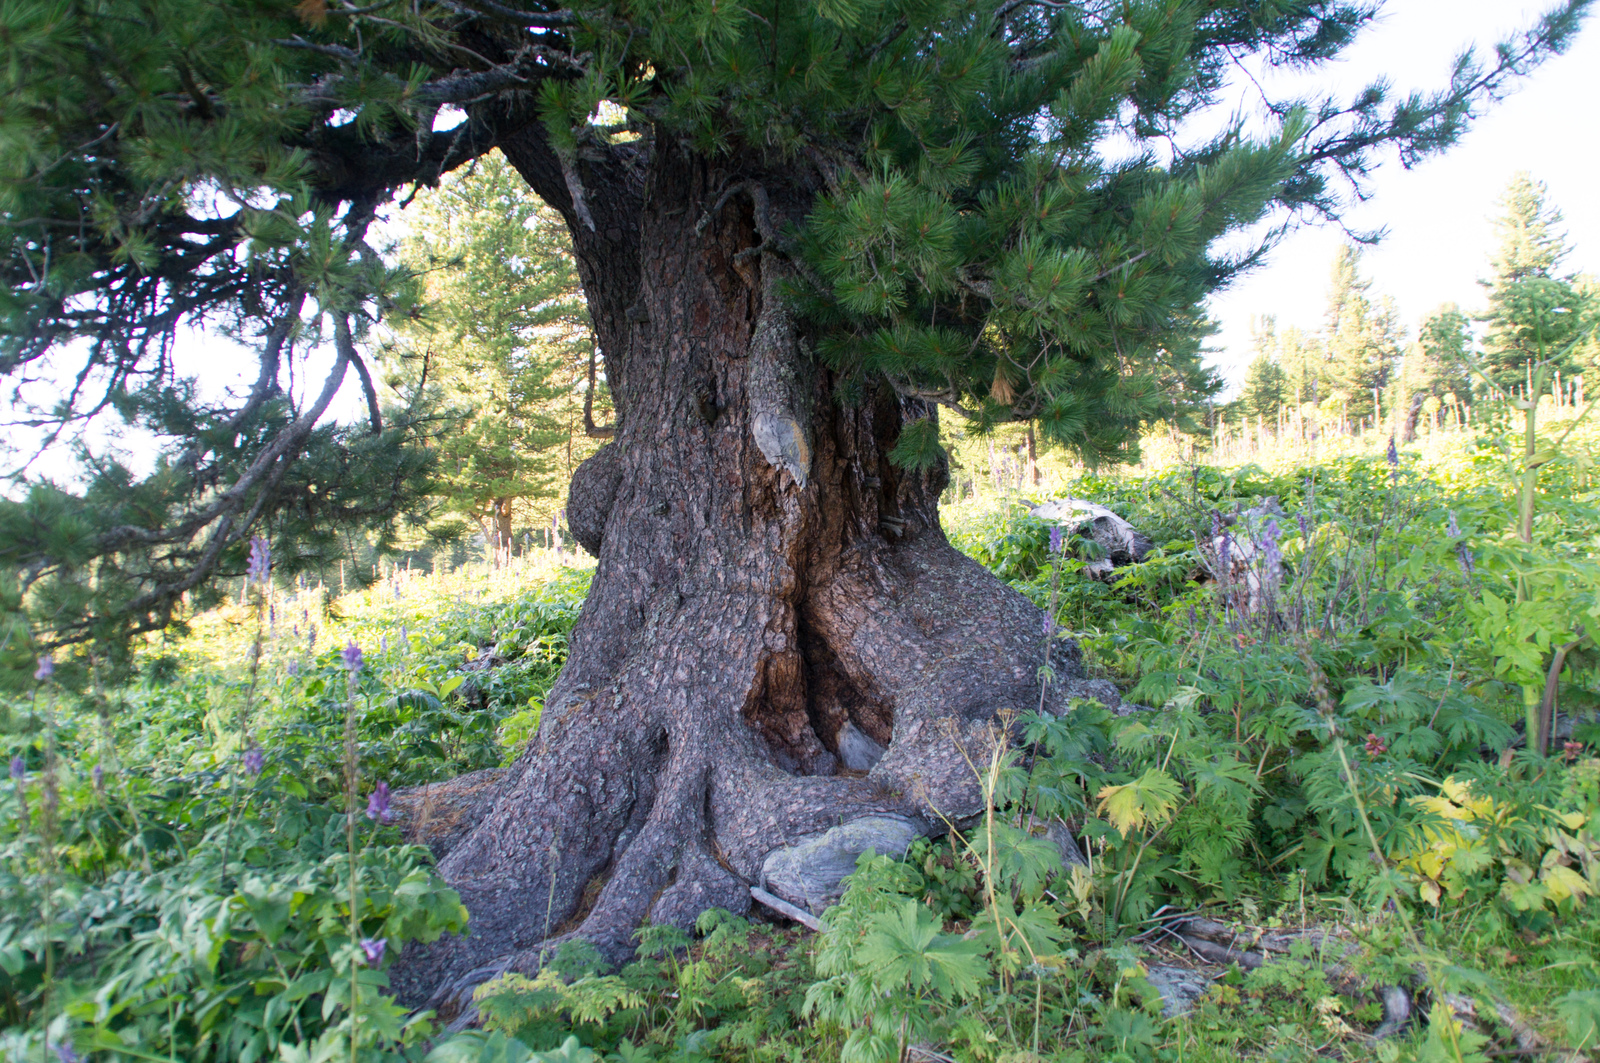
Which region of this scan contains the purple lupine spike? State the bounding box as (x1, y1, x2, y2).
(1042, 612, 1055, 639)
(286, 659, 301, 677)
(1261, 519, 1282, 570)
(1210, 510, 1222, 538)
(247, 536, 272, 586)
(1219, 533, 1232, 575)
(243, 747, 265, 776)
(360, 937, 387, 966)
(10, 757, 25, 782)
(380, 635, 388, 654)
(1296, 512, 1310, 541)
(1386, 438, 1398, 468)
(1457, 543, 1476, 577)
(366, 780, 394, 824)
(341, 641, 363, 672)
(1447, 511, 1461, 538)
(1049, 525, 1063, 555)
(34, 655, 53, 681)
(92, 764, 104, 788)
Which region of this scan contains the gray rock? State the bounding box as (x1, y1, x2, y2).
(761, 815, 923, 914)
(1032, 499, 1153, 580)
(1042, 818, 1088, 868)
(836, 720, 886, 771)
(1144, 965, 1215, 1016)
(1056, 676, 1122, 711)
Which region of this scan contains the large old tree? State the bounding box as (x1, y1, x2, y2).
(2, 0, 1590, 1010)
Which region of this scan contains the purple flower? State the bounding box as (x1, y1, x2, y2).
(92, 764, 104, 788)
(34, 655, 54, 681)
(1261, 518, 1281, 560)
(1049, 525, 1063, 555)
(1386, 438, 1399, 469)
(1446, 511, 1461, 538)
(52, 1041, 82, 1063)
(1296, 513, 1310, 542)
(366, 780, 394, 824)
(9, 757, 24, 782)
(359, 937, 387, 966)
(1219, 533, 1232, 575)
(380, 635, 388, 654)
(286, 659, 301, 677)
(1457, 544, 1476, 577)
(1261, 520, 1282, 588)
(1042, 612, 1055, 639)
(308, 624, 317, 653)
(248, 535, 272, 586)
(341, 641, 362, 672)
(243, 747, 265, 776)
(1210, 511, 1222, 539)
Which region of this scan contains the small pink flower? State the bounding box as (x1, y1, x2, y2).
(1365, 733, 1387, 756)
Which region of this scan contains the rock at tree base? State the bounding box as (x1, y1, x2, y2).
(835, 720, 887, 771)
(761, 815, 925, 915)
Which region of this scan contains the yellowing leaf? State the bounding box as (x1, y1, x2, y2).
(1536, 806, 1587, 831)
(1095, 768, 1181, 835)
(1542, 864, 1593, 904)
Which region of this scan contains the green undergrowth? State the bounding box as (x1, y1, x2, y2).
(6, 425, 1600, 1060)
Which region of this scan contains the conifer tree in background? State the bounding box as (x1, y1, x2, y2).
(1479, 173, 1593, 393)
(1238, 319, 1290, 422)
(1398, 303, 1474, 438)
(1, 0, 1592, 1008)
(382, 151, 608, 557)
(1321, 244, 1403, 425)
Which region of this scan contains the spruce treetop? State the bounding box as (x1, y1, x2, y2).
(1487, 171, 1570, 285)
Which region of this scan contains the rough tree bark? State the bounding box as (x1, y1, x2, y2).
(391, 138, 1117, 1015)
(491, 498, 514, 559)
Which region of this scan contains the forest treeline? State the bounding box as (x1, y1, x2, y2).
(1227, 173, 1597, 444)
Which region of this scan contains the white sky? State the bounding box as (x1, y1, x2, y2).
(1202, 0, 1600, 387)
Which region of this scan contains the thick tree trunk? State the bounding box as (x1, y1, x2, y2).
(391, 141, 1115, 1015)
